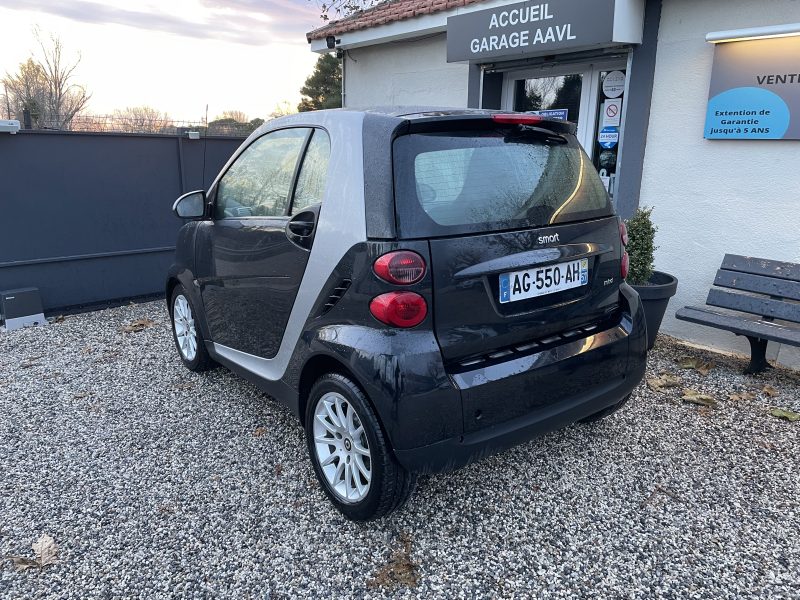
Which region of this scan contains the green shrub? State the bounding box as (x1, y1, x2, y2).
(625, 207, 657, 285)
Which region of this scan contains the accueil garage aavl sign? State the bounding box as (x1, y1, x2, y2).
(705, 36, 800, 140)
(447, 0, 617, 62)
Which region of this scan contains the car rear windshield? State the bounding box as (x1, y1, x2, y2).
(393, 129, 612, 237)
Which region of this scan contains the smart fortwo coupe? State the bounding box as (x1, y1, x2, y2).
(168, 108, 647, 521)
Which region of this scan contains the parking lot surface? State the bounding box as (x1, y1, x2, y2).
(1, 301, 799, 598)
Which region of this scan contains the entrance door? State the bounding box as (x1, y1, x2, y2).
(502, 60, 628, 201)
(195, 127, 331, 358)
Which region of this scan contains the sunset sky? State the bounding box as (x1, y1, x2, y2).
(0, 0, 326, 121)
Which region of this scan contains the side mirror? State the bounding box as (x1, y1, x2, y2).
(172, 190, 206, 219)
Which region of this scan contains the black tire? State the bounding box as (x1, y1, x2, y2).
(305, 373, 416, 521)
(578, 393, 631, 424)
(170, 284, 215, 372)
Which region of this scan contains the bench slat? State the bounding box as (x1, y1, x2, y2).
(714, 269, 800, 301)
(676, 306, 800, 345)
(706, 288, 800, 324)
(722, 254, 800, 282)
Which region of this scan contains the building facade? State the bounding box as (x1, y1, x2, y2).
(308, 0, 800, 367)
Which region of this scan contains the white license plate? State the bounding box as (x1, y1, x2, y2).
(499, 259, 588, 304)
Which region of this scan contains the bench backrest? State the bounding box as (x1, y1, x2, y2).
(706, 254, 800, 324)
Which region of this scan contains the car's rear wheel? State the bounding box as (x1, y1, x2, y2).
(170, 285, 214, 372)
(305, 373, 416, 521)
(578, 393, 631, 423)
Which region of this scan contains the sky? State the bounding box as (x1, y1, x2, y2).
(0, 0, 325, 121)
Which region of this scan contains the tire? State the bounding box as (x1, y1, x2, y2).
(305, 373, 416, 521)
(170, 284, 214, 372)
(578, 393, 631, 424)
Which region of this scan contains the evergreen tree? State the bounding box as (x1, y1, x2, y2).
(298, 54, 342, 112)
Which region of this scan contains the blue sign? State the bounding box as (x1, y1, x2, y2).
(530, 109, 569, 121)
(705, 87, 790, 139)
(598, 126, 619, 149)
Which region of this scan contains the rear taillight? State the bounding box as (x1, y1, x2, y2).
(491, 114, 544, 126)
(621, 251, 630, 279)
(369, 292, 427, 328)
(373, 251, 426, 285)
(619, 219, 629, 247)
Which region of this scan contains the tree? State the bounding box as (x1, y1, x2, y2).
(1, 30, 90, 129)
(217, 109, 249, 123)
(311, 0, 377, 21)
(112, 106, 172, 133)
(298, 54, 341, 112)
(269, 101, 296, 119)
(1, 58, 48, 126)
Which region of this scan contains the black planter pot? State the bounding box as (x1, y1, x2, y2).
(630, 271, 679, 351)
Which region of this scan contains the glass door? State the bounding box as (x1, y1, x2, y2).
(502, 60, 629, 201)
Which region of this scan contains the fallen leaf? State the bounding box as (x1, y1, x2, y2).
(275, 463, 283, 476)
(697, 406, 713, 418)
(32, 535, 58, 568)
(367, 532, 419, 589)
(7, 556, 39, 572)
(762, 385, 779, 398)
(769, 408, 800, 422)
(122, 318, 155, 333)
(647, 374, 682, 392)
(729, 392, 757, 402)
(681, 388, 716, 407)
(677, 356, 714, 376)
(253, 426, 267, 437)
(48, 315, 65, 324)
(5, 534, 60, 572)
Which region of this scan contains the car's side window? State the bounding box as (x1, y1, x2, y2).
(215, 128, 308, 219)
(291, 129, 331, 215)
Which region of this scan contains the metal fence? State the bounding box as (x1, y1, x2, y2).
(11, 111, 264, 137)
(0, 129, 245, 312)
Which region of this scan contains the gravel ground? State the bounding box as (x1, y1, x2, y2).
(1, 300, 799, 599)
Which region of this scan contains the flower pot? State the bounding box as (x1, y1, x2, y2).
(630, 271, 678, 351)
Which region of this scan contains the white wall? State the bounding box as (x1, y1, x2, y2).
(342, 34, 470, 108)
(640, 0, 800, 368)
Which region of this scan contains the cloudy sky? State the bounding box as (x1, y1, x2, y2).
(0, 0, 325, 121)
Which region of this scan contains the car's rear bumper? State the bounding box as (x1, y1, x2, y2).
(395, 284, 647, 474)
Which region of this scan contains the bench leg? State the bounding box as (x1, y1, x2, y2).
(744, 337, 773, 374)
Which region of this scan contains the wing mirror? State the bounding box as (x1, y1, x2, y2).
(172, 190, 206, 219)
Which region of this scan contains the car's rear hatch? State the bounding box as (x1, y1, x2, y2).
(392, 114, 624, 367)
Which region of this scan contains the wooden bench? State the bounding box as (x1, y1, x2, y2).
(676, 254, 800, 374)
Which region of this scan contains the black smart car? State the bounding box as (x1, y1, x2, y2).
(168, 108, 647, 521)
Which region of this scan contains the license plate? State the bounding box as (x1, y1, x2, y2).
(499, 259, 588, 304)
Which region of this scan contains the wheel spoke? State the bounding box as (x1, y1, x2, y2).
(324, 401, 341, 429)
(354, 454, 371, 482)
(344, 462, 353, 499)
(316, 414, 338, 435)
(319, 452, 338, 467)
(334, 397, 346, 429)
(353, 441, 370, 456)
(333, 460, 345, 485)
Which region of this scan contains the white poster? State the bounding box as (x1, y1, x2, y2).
(602, 98, 622, 127)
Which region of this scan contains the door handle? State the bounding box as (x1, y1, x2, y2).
(286, 208, 319, 250)
(287, 219, 315, 237)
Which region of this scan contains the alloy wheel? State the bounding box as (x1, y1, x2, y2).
(312, 391, 372, 503)
(173, 294, 198, 361)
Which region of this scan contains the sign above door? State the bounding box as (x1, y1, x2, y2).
(446, 0, 645, 63)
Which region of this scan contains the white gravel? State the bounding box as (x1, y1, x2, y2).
(1, 300, 799, 599)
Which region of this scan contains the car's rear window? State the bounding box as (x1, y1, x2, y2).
(393, 130, 612, 237)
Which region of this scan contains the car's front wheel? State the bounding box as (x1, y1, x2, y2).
(305, 373, 416, 521)
(170, 285, 214, 372)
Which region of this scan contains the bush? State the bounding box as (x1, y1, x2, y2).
(625, 207, 657, 285)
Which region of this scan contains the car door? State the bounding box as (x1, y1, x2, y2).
(195, 126, 331, 358)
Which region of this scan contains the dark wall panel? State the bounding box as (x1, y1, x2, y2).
(0, 131, 245, 311)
